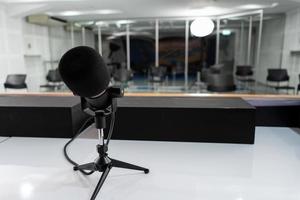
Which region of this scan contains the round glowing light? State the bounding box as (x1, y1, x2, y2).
(190, 18, 215, 37)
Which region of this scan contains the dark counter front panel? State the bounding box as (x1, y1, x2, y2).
(246, 99, 300, 127)
(110, 97, 256, 144)
(0, 95, 256, 144)
(0, 96, 89, 138)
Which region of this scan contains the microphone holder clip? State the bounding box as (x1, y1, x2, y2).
(75, 87, 149, 200)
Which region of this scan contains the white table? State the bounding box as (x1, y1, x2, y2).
(0, 127, 300, 200)
(0, 137, 10, 144)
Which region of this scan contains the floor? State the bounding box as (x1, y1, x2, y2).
(0, 127, 300, 200)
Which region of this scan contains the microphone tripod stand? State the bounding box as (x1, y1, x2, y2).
(74, 91, 149, 200)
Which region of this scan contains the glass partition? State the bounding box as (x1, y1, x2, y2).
(188, 19, 217, 93)
(20, 9, 299, 96)
(97, 20, 127, 84)
(215, 11, 267, 94)
(126, 20, 155, 92)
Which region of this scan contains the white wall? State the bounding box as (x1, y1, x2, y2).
(281, 8, 300, 86)
(22, 21, 95, 91)
(0, 4, 26, 92)
(22, 19, 49, 91)
(255, 16, 285, 84)
(0, 5, 96, 92)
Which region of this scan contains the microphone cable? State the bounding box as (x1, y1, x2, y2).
(63, 103, 117, 176)
(63, 117, 95, 175)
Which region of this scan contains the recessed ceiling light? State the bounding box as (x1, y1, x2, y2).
(59, 11, 82, 16)
(117, 20, 135, 25)
(76, 21, 94, 26)
(238, 3, 278, 10)
(239, 4, 264, 9)
(95, 21, 109, 26)
(189, 7, 232, 16)
(94, 9, 121, 15)
(50, 9, 122, 16)
(74, 22, 82, 27)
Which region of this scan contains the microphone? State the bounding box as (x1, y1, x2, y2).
(59, 46, 122, 111)
(59, 47, 148, 200)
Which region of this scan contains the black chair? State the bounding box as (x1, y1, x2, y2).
(212, 61, 234, 74)
(201, 62, 233, 83)
(4, 74, 27, 90)
(113, 68, 133, 84)
(267, 69, 289, 82)
(106, 65, 114, 77)
(236, 65, 253, 77)
(266, 68, 295, 94)
(40, 69, 63, 91)
(200, 67, 210, 82)
(149, 66, 167, 83)
(235, 65, 255, 89)
(207, 74, 236, 92)
(46, 69, 62, 82)
(209, 64, 225, 74)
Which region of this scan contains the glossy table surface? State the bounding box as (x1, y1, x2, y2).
(0, 127, 300, 200)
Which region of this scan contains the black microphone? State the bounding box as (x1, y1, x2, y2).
(59, 46, 122, 111)
(59, 49, 148, 200)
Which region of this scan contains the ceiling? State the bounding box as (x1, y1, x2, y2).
(0, 0, 300, 21)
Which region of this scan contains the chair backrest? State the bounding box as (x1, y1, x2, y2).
(208, 74, 235, 87)
(210, 62, 234, 75)
(5, 74, 26, 85)
(4, 74, 27, 89)
(210, 64, 224, 74)
(267, 68, 289, 82)
(106, 65, 114, 77)
(149, 66, 167, 82)
(113, 68, 132, 82)
(236, 65, 253, 76)
(223, 60, 234, 73)
(46, 69, 62, 82)
(150, 66, 167, 77)
(207, 73, 236, 92)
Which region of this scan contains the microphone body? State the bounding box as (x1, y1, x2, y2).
(59, 46, 123, 112)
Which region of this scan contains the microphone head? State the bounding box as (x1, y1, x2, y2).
(59, 46, 110, 98)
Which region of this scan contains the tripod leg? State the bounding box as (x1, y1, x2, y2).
(74, 162, 96, 171)
(111, 158, 149, 174)
(90, 165, 112, 200)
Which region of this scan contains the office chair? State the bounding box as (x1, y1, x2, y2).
(4, 74, 27, 90)
(266, 68, 295, 94)
(40, 69, 63, 91)
(149, 66, 167, 83)
(236, 65, 253, 77)
(235, 65, 255, 89)
(207, 73, 236, 92)
(113, 68, 133, 87)
(201, 62, 233, 83)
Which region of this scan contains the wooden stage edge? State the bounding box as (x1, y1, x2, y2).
(0, 92, 300, 100)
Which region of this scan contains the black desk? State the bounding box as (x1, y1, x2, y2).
(112, 97, 256, 144)
(0, 96, 88, 138)
(0, 96, 256, 144)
